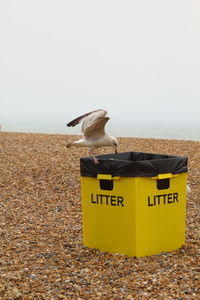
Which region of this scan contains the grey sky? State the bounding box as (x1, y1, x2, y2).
(0, 0, 200, 135)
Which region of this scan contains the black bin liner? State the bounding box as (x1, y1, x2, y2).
(80, 152, 188, 178)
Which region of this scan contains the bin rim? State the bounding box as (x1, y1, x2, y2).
(80, 151, 188, 178)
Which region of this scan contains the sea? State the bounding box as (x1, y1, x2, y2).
(1, 121, 200, 141)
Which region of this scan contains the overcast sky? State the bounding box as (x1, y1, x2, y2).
(0, 0, 200, 135)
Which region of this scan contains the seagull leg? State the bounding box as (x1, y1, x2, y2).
(89, 148, 99, 164)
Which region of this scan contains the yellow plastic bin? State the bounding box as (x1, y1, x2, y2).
(80, 152, 188, 257)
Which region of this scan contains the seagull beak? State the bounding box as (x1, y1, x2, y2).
(115, 147, 118, 154)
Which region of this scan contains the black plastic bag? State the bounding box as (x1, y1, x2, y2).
(80, 152, 188, 178)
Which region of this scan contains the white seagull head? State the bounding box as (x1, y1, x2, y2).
(110, 136, 118, 154)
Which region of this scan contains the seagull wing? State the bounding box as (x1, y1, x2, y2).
(83, 116, 110, 138)
(67, 109, 107, 128)
(81, 110, 107, 134)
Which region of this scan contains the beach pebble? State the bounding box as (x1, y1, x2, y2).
(0, 132, 199, 299)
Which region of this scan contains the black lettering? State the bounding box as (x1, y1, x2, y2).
(173, 192, 178, 202)
(99, 194, 103, 204)
(111, 196, 116, 206)
(105, 195, 109, 205)
(91, 193, 96, 204)
(117, 196, 124, 207)
(163, 194, 167, 204)
(148, 192, 179, 207)
(91, 194, 124, 207)
(168, 193, 173, 203)
(157, 195, 161, 205)
(148, 196, 154, 206)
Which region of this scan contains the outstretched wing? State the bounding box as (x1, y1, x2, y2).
(67, 109, 107, 128)
(83, 116, 110, 138)
(81, 110, 107, 134)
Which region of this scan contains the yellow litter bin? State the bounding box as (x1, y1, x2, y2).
(80, 152, 188, 257)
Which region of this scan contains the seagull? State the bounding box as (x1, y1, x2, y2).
(66, 109, 118, 164)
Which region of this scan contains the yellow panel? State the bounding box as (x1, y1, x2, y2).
(134, 173, 187, 257)
(81, 176, 136, 256)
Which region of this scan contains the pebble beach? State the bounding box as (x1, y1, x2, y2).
(0, 131, 199, 299)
